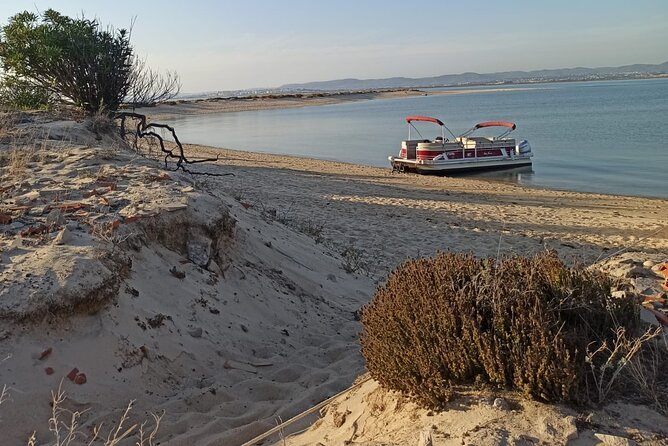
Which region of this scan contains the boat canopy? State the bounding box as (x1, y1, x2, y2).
(474, 121, 516, 130)
(460, 121, 516, 138)
(405, 116, 444, 126)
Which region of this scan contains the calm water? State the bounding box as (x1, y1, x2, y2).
(166, 79, 668, 198)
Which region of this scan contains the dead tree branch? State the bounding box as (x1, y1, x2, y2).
(114, 111, 232, 176)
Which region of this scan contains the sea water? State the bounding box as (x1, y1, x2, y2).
(165, 79, 668, 199)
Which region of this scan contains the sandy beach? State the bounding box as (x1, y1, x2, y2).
(0, 108, 666, 445)
(187, 143, 668, 277)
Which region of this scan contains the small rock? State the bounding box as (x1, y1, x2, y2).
(74, 373, 87, 385)
(492, 397, 510, 410)
(187, 239, 211, 267)
(53, 227, 72, 245)
(625, 265, 653, 279)
(593, 433, 637, 446)
(611, 290, 628, 299)
(45, 367, 55, 375)
(643, 260, 655, 268)
(188, 327, 203, 338)
(170, 266, 186, 279)
(326, 273, 337, 282)
(640, 307, 661, 326)
(46, 208, 65, 226)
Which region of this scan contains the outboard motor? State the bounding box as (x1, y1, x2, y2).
(516, 140, 532, 155)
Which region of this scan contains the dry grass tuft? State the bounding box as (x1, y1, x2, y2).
(23, 381, 163, 446)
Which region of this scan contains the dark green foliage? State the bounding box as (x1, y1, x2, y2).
(360, 250, 639, 409)
(0, 76, 53, 109)
(0, 9, 133, 112)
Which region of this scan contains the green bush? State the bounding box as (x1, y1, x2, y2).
(360, 250, 640, 409)
(0, 9, 132, 113)
(0, 76, 52, 109)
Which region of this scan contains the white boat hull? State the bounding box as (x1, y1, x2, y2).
(389, 155, 532, 174)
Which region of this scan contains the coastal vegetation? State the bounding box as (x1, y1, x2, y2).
(361, 250, 666, 411)
(0, 9, 179, 112)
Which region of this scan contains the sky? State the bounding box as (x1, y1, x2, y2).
(2, 1, 667, 93)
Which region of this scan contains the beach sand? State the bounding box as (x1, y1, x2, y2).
(187, 143, 668, 278)
(0, 111, 666, 445)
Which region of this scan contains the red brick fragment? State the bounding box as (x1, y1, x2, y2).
(54, 202, 84, 211)
(39, 347, 52, 360)
(66, 368, 79, 381)
(0, 213, 11, 225)
(74, 373, 87, 385)
(96, 181, 117, 191)
(20, 224, 48, 237)
(240, 202, 252, 209)
(45, 367, 55, 375)
(124, 215, 139, 223)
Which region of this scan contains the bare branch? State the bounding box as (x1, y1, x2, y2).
(114, 111, 233, 176)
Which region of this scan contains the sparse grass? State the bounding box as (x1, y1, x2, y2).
(85, 109, 115, 135)
(27, 381, 164, 446)
(340, 243, 370, 275)
(256, 198, 326, 244)
(585, 326, 662, 404)
(625, 334, 668, 415)
(298, 219, 324, 244)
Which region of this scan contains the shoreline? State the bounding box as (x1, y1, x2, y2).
(137, 87, 529, 120)
(138, 76, 668, 120)
(186, 142, 668, 277)
(192, 142, 668, 201)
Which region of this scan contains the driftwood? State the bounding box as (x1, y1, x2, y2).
(114, 111, 232, 176)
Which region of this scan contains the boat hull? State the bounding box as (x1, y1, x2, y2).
(389, 156, 532, 174)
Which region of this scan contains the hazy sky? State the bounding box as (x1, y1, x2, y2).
(2, 1, 667, 92)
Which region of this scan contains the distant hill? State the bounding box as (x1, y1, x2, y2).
(280, 61, 668, 91)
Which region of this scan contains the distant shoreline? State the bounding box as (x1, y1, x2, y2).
(136, 87, 528, 120)
(136, 75, 668, 120)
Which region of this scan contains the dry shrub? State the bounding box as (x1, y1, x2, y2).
(360, 250, 645, 409)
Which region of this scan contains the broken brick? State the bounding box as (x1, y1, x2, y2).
(0, 213, 12, 225)
(66, 368, 79, 381)
(45, 367, 55, 375)
(96, 181, 117, 191)
(54, 202, 84, 212)
(39, 347, 52, 360)
(124, 215, 139, 224)
(20, 224, 48, 237)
